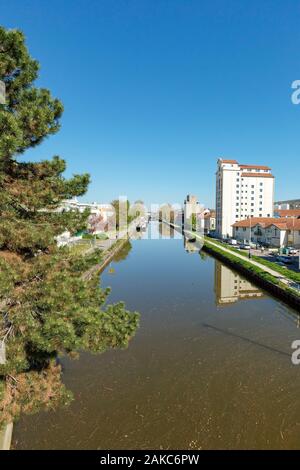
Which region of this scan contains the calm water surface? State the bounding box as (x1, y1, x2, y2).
(13, 223, 300, 449)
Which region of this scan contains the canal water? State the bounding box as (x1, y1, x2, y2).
(13, 223, 300, 449)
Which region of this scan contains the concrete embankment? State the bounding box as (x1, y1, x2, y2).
(83, 217, 144, 281)
(82, 238, 128, 281)
(203, 241, 300, 311)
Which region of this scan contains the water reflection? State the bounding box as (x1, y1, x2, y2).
(183, 234, 203, 253)
(12, 222, 300, 450)
(214, 260, 264, 306)
(0, 239, 139, 432)
(159, 222, 175, 238)
(111, 241, 133, 262)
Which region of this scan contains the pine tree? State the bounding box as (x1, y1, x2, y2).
(0, 27, 139, 423)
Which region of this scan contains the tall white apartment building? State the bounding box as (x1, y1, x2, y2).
(216, 158, 275, 238)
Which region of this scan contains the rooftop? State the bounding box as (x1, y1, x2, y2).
(218, 158, 272, 172)
(276, 209, 300, 218)
(232, 217, 300, 230)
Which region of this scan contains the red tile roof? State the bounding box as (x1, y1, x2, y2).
(241, 172, 274, 178)
(276, 209, 300, 218)
(232, 217, 300, 230)
(232, 218, 278, 228)
(220, 159, 238, 164)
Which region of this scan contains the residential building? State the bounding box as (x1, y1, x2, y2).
(274, 209, 300, 218)
(204, 209, 216, 234)
(232, 217, 300, 248)
(58, 197, 115, 221)
(216, 158, 275, 239)
(275, 199, 300, 210)
(56, 198, 116, 234)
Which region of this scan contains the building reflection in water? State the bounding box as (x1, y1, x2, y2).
(159, 222, 175, 239)
(214, 260, 264, 306)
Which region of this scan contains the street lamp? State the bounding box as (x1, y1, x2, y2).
(293, 216, 295, 248)
(248, 214, 252, 259)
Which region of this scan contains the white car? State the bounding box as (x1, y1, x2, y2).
(227, 239, 238, 246)
(239, 244, 251, 250)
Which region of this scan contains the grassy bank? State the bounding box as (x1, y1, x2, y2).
(204, 237, 300, 285)
(203, 239, 300, 310)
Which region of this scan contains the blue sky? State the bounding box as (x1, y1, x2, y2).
(1, 0, 300, 207)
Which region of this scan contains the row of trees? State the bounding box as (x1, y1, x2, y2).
(0, 27, 139, 425)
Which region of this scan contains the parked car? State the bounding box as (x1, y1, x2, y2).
(240, 244, 251, 250)
(287, 247, 298, 255)
(227, 239, 238, 246)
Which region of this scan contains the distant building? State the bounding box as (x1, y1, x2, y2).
(216, 158, 275, 239)
(275, 199, 300, 210)
(274, 209, 300, 218)
(232, 217, 300, 248)
(54, 230, 81, 247)
(204, 209, 216, 234)
(184, 195, 201, 220)
(57, 198, 114, 217)
(57, 198, 115, 234)
(183, 194, 205, 231)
